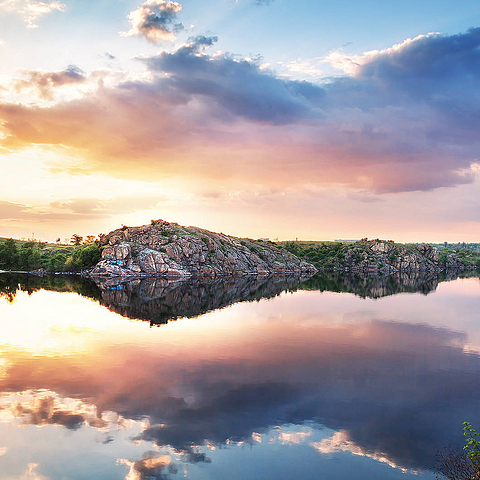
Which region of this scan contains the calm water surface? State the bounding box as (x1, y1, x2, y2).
(0, 273, 479, 480)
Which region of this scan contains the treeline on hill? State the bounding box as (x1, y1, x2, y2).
(283, 241, 352, 269)
(0, 238, 102, 272)
(283, 240, 480, 269)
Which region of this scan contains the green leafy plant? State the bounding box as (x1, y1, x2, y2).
(463, 422, 480, 468)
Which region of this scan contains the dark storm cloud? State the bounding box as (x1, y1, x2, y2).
(327, 28, 480, 145)
(143, 35, 325, 124)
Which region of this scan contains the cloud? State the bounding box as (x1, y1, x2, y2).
(121, 0, 184, 43)
(280, 57, 324, 79)
(0, 200, 30, 218)
(0, 200, 106, 222)
(0, 0, 65, 28)
(0, 195, 164, 224)
(142, 35, 323, 124)
(13, 65, 86, 101)
(311, 431, 411, 472)
(118, 454, 174, 480)
(49, 195, 165, 215)
(21, 463, 50, 480)
(0, 29, 480, 193)
(0, 390, 111, 430)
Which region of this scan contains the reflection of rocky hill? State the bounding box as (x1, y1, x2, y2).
(2, 272, 479, 324)
(297, 270, 478, 299)
(93, 275, 309, 325)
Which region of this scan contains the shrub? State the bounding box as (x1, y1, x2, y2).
(65, 245, 102, 271)
(434, 422, 480, 480)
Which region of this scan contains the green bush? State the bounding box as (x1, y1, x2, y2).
(65, 245, 102, 271)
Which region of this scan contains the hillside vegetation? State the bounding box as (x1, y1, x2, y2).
(0, 238, 102, 272)
(282, 238, 479, 272)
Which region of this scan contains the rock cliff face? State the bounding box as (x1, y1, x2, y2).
(343, 240, 444, 272)
(290, 239, 470, 273)
(89, 220, 316, 277)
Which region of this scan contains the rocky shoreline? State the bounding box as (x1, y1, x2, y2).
(88, 220, 317, 277)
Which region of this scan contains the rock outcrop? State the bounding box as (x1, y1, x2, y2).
(287, 238, 473, 273)
(89, 220, 316, 277)
(342, 240, 443, 272)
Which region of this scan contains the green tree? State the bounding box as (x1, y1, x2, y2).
(70, 234, 83, 245)
(0, 239, 18, 269)
(75, 245, 102, 269)
(48, 253, 69, 272)
(17, 242, 42, 270)
(64, 245, 102, 271)
(463, 422, 480, 469)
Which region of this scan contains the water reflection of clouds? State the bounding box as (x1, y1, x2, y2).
(0, 277, 479, 478)
(0, 389, 144, 433)
(310, 431, 415, 473)
(22, 463, 50, 480)
(118, 453, 175, 480)
(0, 317, 479, 474)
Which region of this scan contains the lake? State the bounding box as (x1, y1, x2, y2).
(0, 272, 479, 480)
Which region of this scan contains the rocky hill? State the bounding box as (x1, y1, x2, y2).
(89, 220, 316, 277)
(284, 238, 472, 273)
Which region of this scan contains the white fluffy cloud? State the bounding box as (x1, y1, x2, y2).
(122, 0, 184, 43)
(0, 0, 65, 28)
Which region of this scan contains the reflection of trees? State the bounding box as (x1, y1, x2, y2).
(0, 274, 102, 303)
(435, 448, 478, 480)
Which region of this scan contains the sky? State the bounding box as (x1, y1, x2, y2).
(0, 0, 479, 242)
